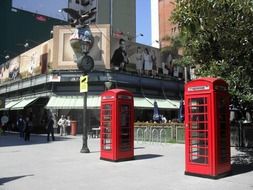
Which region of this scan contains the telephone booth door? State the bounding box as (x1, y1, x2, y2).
(100, 103, 113, 159)
(185, 95, 211, 175)
(184, 77, 231, 178)
(100, 89, 134, 161)
(116, 97, 134, 159)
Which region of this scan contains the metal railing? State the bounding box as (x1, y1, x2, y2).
(134, 123, 184, 144)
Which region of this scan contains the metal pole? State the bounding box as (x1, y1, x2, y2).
(80, 76, 90, 153)
(110, 0, 113, 35)
(184, 66, 188, 83)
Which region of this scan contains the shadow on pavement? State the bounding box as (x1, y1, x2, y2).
(134, 146, 145, 150)
(134, 154, 163, 160)
(231, 147, 253, 176)
(0, 132, 73, 147)
(0, 174, 34, 185)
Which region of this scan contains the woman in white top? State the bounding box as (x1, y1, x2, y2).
(143, 48, 152, 76)
(135, 47, 143, 75)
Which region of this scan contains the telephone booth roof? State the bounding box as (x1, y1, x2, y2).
(101, 89, 133, 96)
(101, 89, 134, 102)
(185, 77, 228, 94)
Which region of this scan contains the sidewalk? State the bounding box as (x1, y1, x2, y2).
(1, 132, 253, 190)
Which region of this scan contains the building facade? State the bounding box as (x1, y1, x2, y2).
(0, 1, 183, 134)
(0, 1, 67, 63)
(151, 0, 159, 48)
(0, 24, 183, 133)
(158, 0, 178, 48)
(70, 0, 136, 41)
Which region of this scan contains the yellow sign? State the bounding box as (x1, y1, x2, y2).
(80, 75, 88, 92)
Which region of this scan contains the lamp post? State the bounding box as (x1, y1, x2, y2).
(62, 8, 95, 153)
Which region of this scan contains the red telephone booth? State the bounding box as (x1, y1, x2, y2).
(100, 89, 134, 161)
(184, 78, 231, 178)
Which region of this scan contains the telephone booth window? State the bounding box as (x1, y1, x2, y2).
(120, 104, 131, 151)
(188, 97, 208, 164)
(101, 104, 112, 150)
(217, 96, 229, 163)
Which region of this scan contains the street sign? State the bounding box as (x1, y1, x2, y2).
(80, 75, 88, 92)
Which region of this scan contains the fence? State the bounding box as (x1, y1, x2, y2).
(231, 122, 253, 147)
(135, 122, 253, 147)
(134, 123, 184, 144)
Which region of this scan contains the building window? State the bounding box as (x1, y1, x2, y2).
(90, 18, 96, 24)
(81, 0, 90, 6)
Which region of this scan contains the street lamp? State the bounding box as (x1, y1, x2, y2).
(62, 8, 96, 153)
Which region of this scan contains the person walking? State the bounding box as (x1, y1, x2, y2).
(17, 115, 25, 139)
(66, 116, 71, 135)
(46, 116, 55, 142)
(58, 115, 67, 136)
(24, 117, 32, 141)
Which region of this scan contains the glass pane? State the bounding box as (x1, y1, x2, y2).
(120, 104, 131, 151)
(101, 104, 112, 151)
(189, 97, 208, 164)
(217, 96, 229, 163)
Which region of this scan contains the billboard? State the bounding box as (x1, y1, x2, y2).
(0, 40, 53, 83)
(0, 24, 184, 84)
(52, 24, 111, 70)
(111, 37, 161, 76)
(0, 56, 20, 82)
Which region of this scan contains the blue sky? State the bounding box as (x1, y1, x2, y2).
(12, 0, 152, 45)
(136, 0, 151, 46)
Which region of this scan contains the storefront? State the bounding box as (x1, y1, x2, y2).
(0, 25, 183, 134)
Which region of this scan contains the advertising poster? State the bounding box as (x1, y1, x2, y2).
(19, 41, 51, 79)
(110, 37, 161, 76)
(52, 24, 110, 70)
(0, 56, 20, 83)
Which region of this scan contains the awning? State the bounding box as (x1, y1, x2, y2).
(11, 98, 38, 110)
(142, 97, 180, 109)
(134, 97, 153, 108)
(45, 96, 179, 110)
(154, 99, 179, 109)
(0, 99, 21, 111)
(45, 96, 101, 109)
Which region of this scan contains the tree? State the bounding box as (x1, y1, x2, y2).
(171, 0, 253, 111)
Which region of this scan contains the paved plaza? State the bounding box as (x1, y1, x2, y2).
(1, 133, 253, 190)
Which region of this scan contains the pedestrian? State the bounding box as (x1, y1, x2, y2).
(58, 115, 67, 136)
(17, 115, 25, 139)
(1, 114, 9, 135)
(24, 117, 32, 141)
(46, 116, 55, 142)
(66, 116, 71, 135)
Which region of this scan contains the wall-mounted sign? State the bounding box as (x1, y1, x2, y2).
(80, 75, 88, 92)
(188, 86, 210, 92)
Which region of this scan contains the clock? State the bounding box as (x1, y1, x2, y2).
(77, 55, 94, 73)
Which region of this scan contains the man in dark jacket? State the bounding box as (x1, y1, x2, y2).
(46, 116, 55, 142)
(17, 116, 25, 138)
(111, 38, 129, 71)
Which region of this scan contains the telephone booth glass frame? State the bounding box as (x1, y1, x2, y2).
(100, 89, 134, 161)
(184, 78, 231, 178)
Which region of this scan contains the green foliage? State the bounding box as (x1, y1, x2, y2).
(172, 0, 253, 107)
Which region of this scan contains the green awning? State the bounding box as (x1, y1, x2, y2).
(0, 100, 22, 111)
(45, 96, 179, 110)
(139, 97, 179, 109)
(154, 99, 179, 109)
(134, 97, 153, 108)
(45, 96, 101, 109)
(11, 98, 38, 110)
